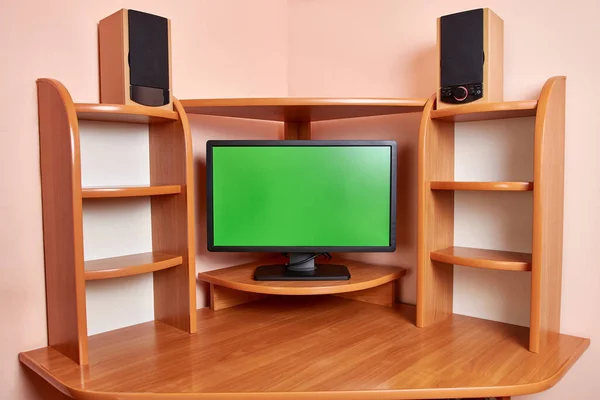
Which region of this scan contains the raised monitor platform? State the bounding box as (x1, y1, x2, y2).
(198, 258, 406, 310)
(20, 296, 589, 399)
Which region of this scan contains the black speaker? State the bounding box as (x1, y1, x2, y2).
(437, 8, 503, 108)
(99, 9, 172, 109)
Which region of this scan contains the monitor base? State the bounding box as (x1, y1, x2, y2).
(254, 264, 351, 281)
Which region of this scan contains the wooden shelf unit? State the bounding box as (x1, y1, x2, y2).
(23, 76, 585, 400)
(417, 76, 566, 353)
(19, 297, 589, 400)
(36, 78, 197, 365)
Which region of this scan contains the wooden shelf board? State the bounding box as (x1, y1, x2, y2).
(431, 246, 532, 271)
(81, 185, 182, 199)
(19, 297, 589, 399)
(75, 103, 179, 124)
(180, 97, 427, 122)
(198, 257, 405, 295)
(431, 181, 533, 191)
(84, 252, 182, 281)
(431, 100, 538, 122)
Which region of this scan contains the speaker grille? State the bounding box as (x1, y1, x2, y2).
(128, 10, 169, 90)
(440, 8, 484, 87)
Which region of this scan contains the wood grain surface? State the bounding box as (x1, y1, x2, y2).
(210, 284, 267, 311)
(180, 97, 426, 122)
(149, 98, 197, 333)
(197, 257, 406, 295)
(19, 297, 589, 399)
(334, 281, 395, 307)
(284, 121, 311, 139)
(431, 246, 532, 272)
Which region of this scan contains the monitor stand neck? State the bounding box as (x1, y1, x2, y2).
(287, 253, 316, 272)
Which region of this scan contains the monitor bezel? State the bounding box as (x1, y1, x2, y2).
(206, 140, 397, 253)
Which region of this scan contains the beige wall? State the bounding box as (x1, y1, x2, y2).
(1, 0, 598, 399)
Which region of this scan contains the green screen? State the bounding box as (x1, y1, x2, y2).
(212, 145, 392, 247)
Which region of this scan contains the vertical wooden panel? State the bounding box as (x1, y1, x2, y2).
(484, 8, 504, 103)
(417, 95, 455, 327)
(210, 284, 267, 311)
(37, 79, 88, 364)
(150, 98, 197, 333)
(530, 77, 566, 352)
(284, 121, 311, 140)
(334, 281, 395, 307)
(98, 9, 126, 105)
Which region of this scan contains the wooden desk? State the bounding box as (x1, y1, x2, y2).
(20, 296, 588, 399)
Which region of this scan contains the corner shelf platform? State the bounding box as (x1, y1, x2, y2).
(198, 258, 406, 310)
(19, 297, 589, 400)
(181, 97, 427, 140)
(181, 97, 427, 121)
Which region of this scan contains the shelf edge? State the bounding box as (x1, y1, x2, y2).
(84, 254, 182, 281)
(431, 247, 532, 271)
(81, 185, 182, 199)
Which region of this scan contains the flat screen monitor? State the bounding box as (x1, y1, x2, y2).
(206, 140, 397, 281)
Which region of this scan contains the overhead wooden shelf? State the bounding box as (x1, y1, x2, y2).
(431, 100, 538, 122)
(75, 103, 179, 123)
(19, 297, 589, 399)
(198, 258, 405, 295)
(81, 185, 182, 199)
(180, 97, 427, 122)
(431, 181, 533, 191)
(431, 246, 533, 272)
(84, 252, 182, 281)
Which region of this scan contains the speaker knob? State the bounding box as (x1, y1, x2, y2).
(453, 86, 469, 101)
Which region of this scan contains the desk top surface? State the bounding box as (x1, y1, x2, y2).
(20, 296, 589, 399)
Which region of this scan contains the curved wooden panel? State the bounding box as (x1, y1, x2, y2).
(76, 103, 178, 123)
(431, 100, 538, 122)
(150, 98, 197, 334)
(198, 258, 405, 295)
(431, 247, 532, 271)
(416, 94, 455, 327)
(19, 298, 590, 399)
(81, 185, 182, 198)
(37, 79, 88, 364)
(84, 252, 182, 280)
(180, 97, 426, 122)
(530, 76, 566, 353)
(430, 181, 533, 191)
